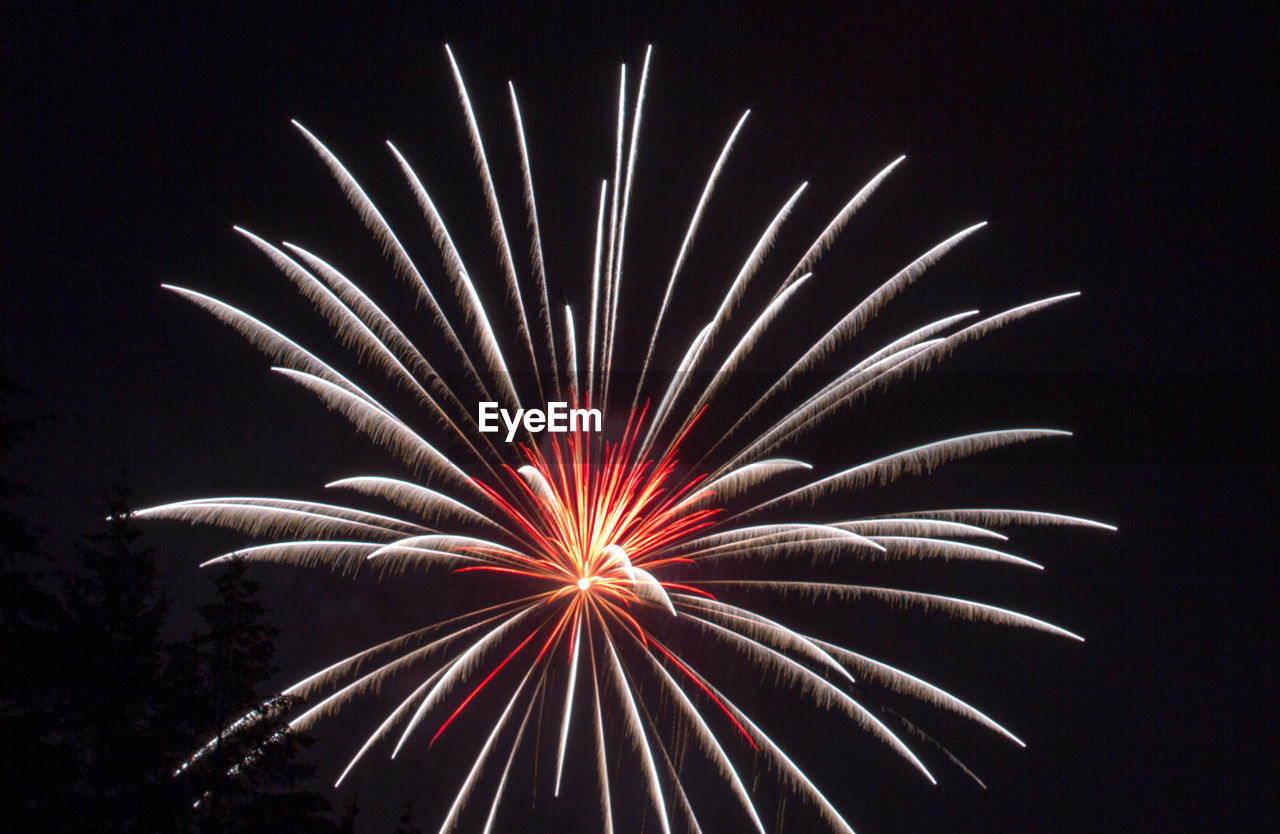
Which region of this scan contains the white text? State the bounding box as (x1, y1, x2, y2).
(477, 402, 602, 442)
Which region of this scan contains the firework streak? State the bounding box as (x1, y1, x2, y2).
(145, 46, 1113, 833)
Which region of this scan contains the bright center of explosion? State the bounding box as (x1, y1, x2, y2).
(576, 577, 591, 591)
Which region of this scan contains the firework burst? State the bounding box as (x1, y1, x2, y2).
(148, 46, 1112, 832)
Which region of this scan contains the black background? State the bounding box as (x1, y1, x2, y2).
(3, 2, 1274, 831)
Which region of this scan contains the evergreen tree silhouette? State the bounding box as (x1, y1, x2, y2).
(182, 558, 338, 833)
(392, 797, 423, 834)
(0, 378, 73, 829)
(338, 793, 360, 834)
(61, 481, 175, 831)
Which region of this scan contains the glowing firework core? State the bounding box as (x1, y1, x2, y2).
(463, 411, 713, 630)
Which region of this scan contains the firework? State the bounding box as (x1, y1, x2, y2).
(147, 46, 1112, 832)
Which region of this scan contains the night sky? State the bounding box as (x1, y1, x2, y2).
(4, 2, 1273, 832)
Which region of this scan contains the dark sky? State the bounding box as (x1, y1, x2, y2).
(3, 2, 1274, 832)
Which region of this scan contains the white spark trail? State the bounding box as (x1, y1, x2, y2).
(699, 580, 1084, 640)
(161, 286, 380, 407)
(482, 675, 544, 833)
(586, 180, 608, 408)
(809, 638, 1026, 746)
(283, 597, 540, 702)
(334, 665, 449, 787)
(632, 567, 677, 615)
(133, 497, 423, 540)
(725, 295, 1084, 475)
(599, 64, 626, 404)
(680, 459, 812, 506)
(748, 429, 1073, 515)
(637, 701, 704, 834)
(293, 611, 518, 734)
(604, 640, 672, 834)
(319, 600, 554, 787)
(508, 83, 560, 398)
(564, 304, 579, 397)
(771, 222, 987, 392)
(676, 661, 859, 834)
(676, 595, 856, 685)
(516, 465, 560, 510)
(366, 534, 523, 565)
(846, 310, 981, 375)
(722, 223, 987, 447)
(553, 615, 582, 795)
(672, 523, 884, 560)
(270, 368, 475, 492)
(836, 517, 1009, 541)
(706, 310, 979, 464)
(386, 141, 521, 410)
(234, 228, 439, 405)
(588, 631, 614, 834)
(853, 294, 1085, 402)
(644, 182, 809, 455)
(602, 45, 652, 406)
(646, 322, 712, 441)
(198, 540, 386, 571)
(436, 666, 537, 834)
(865, 536, 1043, 570)
(716, 340, 944, 474)
(674, 274, 814, 443)
(392, 608, 537, 758)
(868, 508, 1117, 531)
(632, 110, 751, 410)
(276, 241, 504, 468)
(325, 477, 506, 533)
(279, 242, 442, 387)
(634, 637, 766, 833)
(681, 611, 937, 783)
(290, 120, 489, 395)
(778, 155, 908, 293)
(445, 45, 542, 399)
